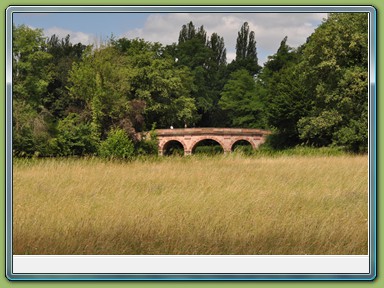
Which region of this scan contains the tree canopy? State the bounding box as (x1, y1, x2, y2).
(12, 14, 369, 157)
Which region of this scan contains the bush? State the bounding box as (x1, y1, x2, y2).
(99, 128, 135, 160)
(135, 128, 159, 156)
(55, 113, 97, 156)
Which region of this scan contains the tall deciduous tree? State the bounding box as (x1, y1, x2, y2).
(175, 22, 227, 127)
(256, 36, 305, 148)
(229, 22, 261, 76)
(208, 33, 227, 68)
(263, 36, 295, 74)
(13, 24, 53, 106)
(44, 34, 87, 118)
(12, 25, 54, 156)
(297, 13, 368, 152)
(263, 63, 310, 148)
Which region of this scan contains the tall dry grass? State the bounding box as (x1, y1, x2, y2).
(13, 154, 368, 255)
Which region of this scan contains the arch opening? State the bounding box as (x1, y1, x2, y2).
(163, 140, 185, 156)
(231, 140, 254, 154)
(192, 139, 224, 155)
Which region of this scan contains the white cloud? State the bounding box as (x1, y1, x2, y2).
(40, 13, 327, 65)
(43, 26, 95, 46)
(120, 13, 327, 65)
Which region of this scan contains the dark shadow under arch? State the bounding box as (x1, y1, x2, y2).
(192, 139, 224, 155)
(163, 140, 185, 156)
(231, 140, 254, 153)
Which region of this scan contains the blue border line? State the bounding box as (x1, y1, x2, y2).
(371, 5, 377, 280)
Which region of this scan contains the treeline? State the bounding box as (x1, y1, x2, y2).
(12, 13, 368, 158)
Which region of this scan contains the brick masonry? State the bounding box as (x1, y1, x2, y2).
(152, 128, 271, 156)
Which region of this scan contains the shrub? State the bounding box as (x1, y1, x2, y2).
(55, 113, 97, 156)
(135, 128, 159, 156)
(99, 128, 135, 160)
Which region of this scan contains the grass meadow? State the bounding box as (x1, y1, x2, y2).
(13, 153, 368, 255)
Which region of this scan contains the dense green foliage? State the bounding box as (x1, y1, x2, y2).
(256, 13, 368, 152)
(12, 14, 369, 158)
(53, 113, 97, 156)
(219, 69, 264, 128)
(297, 13, 368, 152)
(230, 22, 261, 76)
(99, 128, 135, 159)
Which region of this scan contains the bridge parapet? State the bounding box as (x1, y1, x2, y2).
(156, 128, 270, 136)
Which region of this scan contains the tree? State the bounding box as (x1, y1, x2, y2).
(219, 69, 264, 128)
(258, 14, 368, 152)
(263, 63, 310, 148)
(297, 13, 368, 152)
(135, 56, 198, 128)
(68, 38, 198, 138)
(255, 36, 305, 148)
(208, 33, 227, 68)
(176, 22, 212, 123)
(13, 24, 53, 106)
(229, 22, 261, 76)
(175, 22, 228, 126)
(12, 25, 55, 156)
(43, 34, 87, 118)
(177, 21, 210, 69)
(263, 36, 295, 74)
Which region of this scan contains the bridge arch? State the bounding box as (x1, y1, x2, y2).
(189, 137, 228, 154)
(230, 138, 257, 151)
(160, 139, 187, 156)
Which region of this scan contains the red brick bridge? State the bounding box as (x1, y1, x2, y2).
(152, 128, 271, 156)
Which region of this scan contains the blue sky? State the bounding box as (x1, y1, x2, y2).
(13, 12, 326, 64)
(13, 13, 150, 38)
